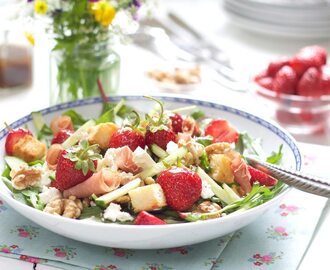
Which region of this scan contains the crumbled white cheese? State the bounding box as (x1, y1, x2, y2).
(201, 179, 214, 199)
(101, 148, 118, 171)
(166, 141, 179, 154)
(36, 163, 53, 188)
(103, 203, 133, 222)
(39, 186, 62, 204)
(133, 147, 156, 170)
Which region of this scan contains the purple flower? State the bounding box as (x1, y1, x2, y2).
(133, 0, 141, 8)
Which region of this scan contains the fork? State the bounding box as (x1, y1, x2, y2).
(247, 157, 330, 198)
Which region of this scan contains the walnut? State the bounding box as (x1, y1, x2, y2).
(192, 201, 221, 219)
(182, 117, 201, 136)
(144, 177, 155, 185)
(205, 142, 231, 155)
(43, 196, 83, 219)
(11, 167, 42, 190)
(82, 198, 91, 208)
(113, 195, 131, 204)
(182, 152, 194, 166)
(186, 141, 204, 164)
(12, 135, 46, 163)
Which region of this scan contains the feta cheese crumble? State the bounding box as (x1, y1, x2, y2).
(133, 146, 156, 170)
(103, 203, 133, 222)
(201, 179, 214, 199)
(166, 141, 179, 154)
(39, 186, 62, 204)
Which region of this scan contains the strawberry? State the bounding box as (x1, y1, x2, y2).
(51, 140, 101, 191)
(51, 129, 72, 145)
(320, 66, 330, 95)
(272, 65, 298, 94)
(254, 69, 268, 82)
(290, 45, 327, 76)
(256, 76, 273, 90)
(157, 167, 202, 211)
(145, 129, 176, 150)
(170, 113, 183, 133)
(109, 128, 145, 151)
(267, 57, 289, 77)
(204, 119, 239, 144)
(134, 211, 166, 225)
(248, 166, 278, 187)
(297, 67, 322, 97)
(5, 128, 32, 155)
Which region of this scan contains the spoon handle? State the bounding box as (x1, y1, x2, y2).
(246, 157, 330, 198)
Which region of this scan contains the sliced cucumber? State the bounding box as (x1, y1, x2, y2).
(139, 147, 187, 179)
(31, 111, 45, 131)
(4, 156, 27, 171)
(150, 144, 168, 159)
(95, 178, 141, 207)
(222, 183, 241, 203)
(62, 119, 96, 149)
(196, 167, 239, 205)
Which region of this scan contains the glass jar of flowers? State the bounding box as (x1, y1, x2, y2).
(25, 0, 149, 104)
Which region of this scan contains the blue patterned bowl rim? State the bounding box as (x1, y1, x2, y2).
(0, 95, 302, 170)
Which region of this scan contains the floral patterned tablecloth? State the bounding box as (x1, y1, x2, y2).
(0, 143, 328, 270)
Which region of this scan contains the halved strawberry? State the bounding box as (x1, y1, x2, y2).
(204, 119, 239, 144)
(145, 129, 176, 150)
(109, 128, 145, 151)
(5, 128, 32, 155)
(170, 113, 183, 134)
(248, 166, 278, 187)
(157, 167, 202, 211)
(134, 211, 166, 225)
(51, 129, 72, 145)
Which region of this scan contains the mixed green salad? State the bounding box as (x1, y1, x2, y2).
(1, 97, 285, 225)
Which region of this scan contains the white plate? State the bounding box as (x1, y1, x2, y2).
(0, 95, 302, 249)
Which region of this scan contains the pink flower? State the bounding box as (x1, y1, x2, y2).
(274, 226, 286, 233)
(280, 212, 288, 216)
(99, 268, 107, 270)
(55, 251, 67, 257)
(114, 251, 125, 257)
(286, 205, 298, 212)
(150, 267, 157, 270)
(279, 204, 286, 209)
(254, 262, 262, 266)
(19, 231, 30, 238)
(253, 254, 261, 259)
(283, 233, 288, 236)
(1, 248, 10, 253)
(261, 255, 273, 262)
(107, 265, 117, 269)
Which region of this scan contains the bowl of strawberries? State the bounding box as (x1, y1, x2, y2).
(253, 45, 330, 134)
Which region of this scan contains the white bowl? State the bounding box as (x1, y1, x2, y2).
(0, 95, 301, 249)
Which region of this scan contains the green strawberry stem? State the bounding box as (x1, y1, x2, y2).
(144, 96, 164, 126)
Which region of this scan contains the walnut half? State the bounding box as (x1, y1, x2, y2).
(43, 196, 83, 219)
(11, 167, 42, 190)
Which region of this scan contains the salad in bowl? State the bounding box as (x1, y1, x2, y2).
(1, 96, 288, 226)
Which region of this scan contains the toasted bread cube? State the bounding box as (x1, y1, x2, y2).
(128, 183, 167, 213)
(88, 122, 118, 150)
(209, 154, 234, 184)
(12, 135, 46, 163)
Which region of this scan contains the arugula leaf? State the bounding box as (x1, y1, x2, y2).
(266, 144, 283, 165)
(1, 165, 11, 179)
(191, 110, 205, 120)
(195, 136, 213, 147)
(28, 160, 45, 166)
(235, 132, 265, 158)
(116, 104, 134, 119)
(79, 206, 103, 219)
(1, 176, 13, 192)
(199, 151, 210, 173)
(62, 110, 87, 127)
(96, 110, 115, 124)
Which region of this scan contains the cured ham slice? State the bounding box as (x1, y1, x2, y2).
(113, 146, 141, 174)
(50, 115, 74, 135)
(46, 144, 64, 170)
(63, 169, 121, 198)
(230, 153, 252, 194)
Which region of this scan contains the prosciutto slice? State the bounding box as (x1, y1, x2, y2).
(114, 146, 141, 174)
(230, 152, 252, 194)
(63, 169, 121, 198)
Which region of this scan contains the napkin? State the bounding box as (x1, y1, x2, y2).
(0, 143, 328, 270)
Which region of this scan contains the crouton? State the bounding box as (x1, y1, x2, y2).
(128, 184, 167, 212)
(209, 154, 234, 184)
(88, 122, 118, 150)
(12, 135, 46, 162)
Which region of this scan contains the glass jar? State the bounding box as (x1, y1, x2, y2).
(50, 41, 120, 105)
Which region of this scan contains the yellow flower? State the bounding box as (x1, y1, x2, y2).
(24, 32, 35, 46)
(91, 1, 116, 27)
(35, 0, 48, 15)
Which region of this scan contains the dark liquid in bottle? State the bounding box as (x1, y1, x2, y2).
(0, 45, 32, 88)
